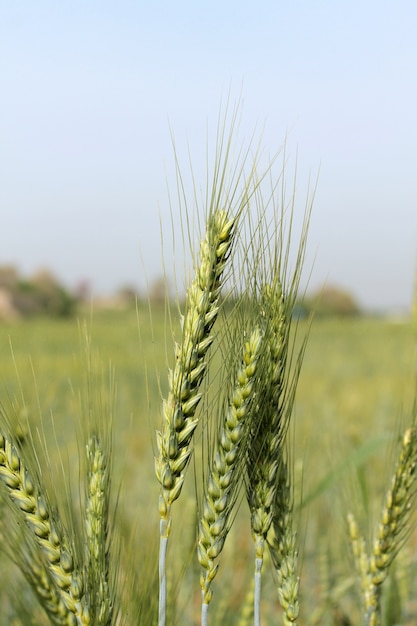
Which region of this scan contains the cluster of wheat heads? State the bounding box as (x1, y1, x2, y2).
(1, 114, 417, 626)
(153, 122, 417, 625)
(154, 115, 314, 626)
(0, 347, 115, 626)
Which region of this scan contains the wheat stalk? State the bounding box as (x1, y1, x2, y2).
(0, 431, 90, 625)
(198, 326, 263, 626)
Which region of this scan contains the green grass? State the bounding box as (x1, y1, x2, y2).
(0, 309, 415, 624)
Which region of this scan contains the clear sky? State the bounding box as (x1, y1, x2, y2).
(1, 1, 416, 311)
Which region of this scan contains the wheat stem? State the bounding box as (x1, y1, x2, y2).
(158, 528, 168, 626)
(254, 556, 263, 626)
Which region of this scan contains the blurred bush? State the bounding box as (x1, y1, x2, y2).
(301, 285, 361, 317)
(0, 266, 76, 319)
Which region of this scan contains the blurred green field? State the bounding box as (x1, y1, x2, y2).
(0, 306, 416, 624)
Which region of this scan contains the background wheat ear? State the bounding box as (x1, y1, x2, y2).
(0, 325, 118, 626)
(198, 326, 263, 626)
(84, 435, 112, 625)
(235, 165, 312, 626)
(348, 424, 417, 626)
(76, 323, 115, 626)
(0, 430, 90, 625)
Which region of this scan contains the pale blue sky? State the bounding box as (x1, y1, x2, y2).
(1, 1, 416, 311)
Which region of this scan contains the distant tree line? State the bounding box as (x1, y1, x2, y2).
(0, 265, 362, 321)
(218, 284, 361, 320)
(0, 266, 76, 320)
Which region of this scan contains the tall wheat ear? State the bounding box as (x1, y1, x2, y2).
(348, 421, 417, 626)
(154, 206, 237, 626)
(239, 161, 313, 626)
(154, 100, 277, 626)
(155, 207, 236, 523)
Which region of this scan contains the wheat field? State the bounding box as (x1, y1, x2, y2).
(0, 113, 416, 625)
(0, 305, 415, 625)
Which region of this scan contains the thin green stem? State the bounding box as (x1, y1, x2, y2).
(254, 556, 263, 626)
(158, 525, 168, 626)
(201, 598, 209, 626)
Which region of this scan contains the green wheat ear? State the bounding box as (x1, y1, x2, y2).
(155, 207, 237, 626)
(0, 431, 90, 625)
(242, 203, 310, 626)
(84, 436, 112, 625)
(155, 208, 235, 526)
(198, 327, 263, 626)
(77, 327, 115, 626)
(348, 425, 417, 626)
(269, 458, 300, 626)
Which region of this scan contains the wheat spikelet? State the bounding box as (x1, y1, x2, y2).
(268, 460, 299, 626)
(198, 327, 262, 624)
(241, 275, 304, 626)
(368, 426, 417, 625)
(85, 435, 112, 625)
(347, 513, 372, 608)
(236, 166, 311, 624)
(246, 279, 288, 560)
(155, 207, 236, 626)
(20, 552, 74, 626)
(0, 431, 90, 625)
(348, 426, 417, 626)
(155, 208, 235, 526)
(371, 428, 417, 580)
